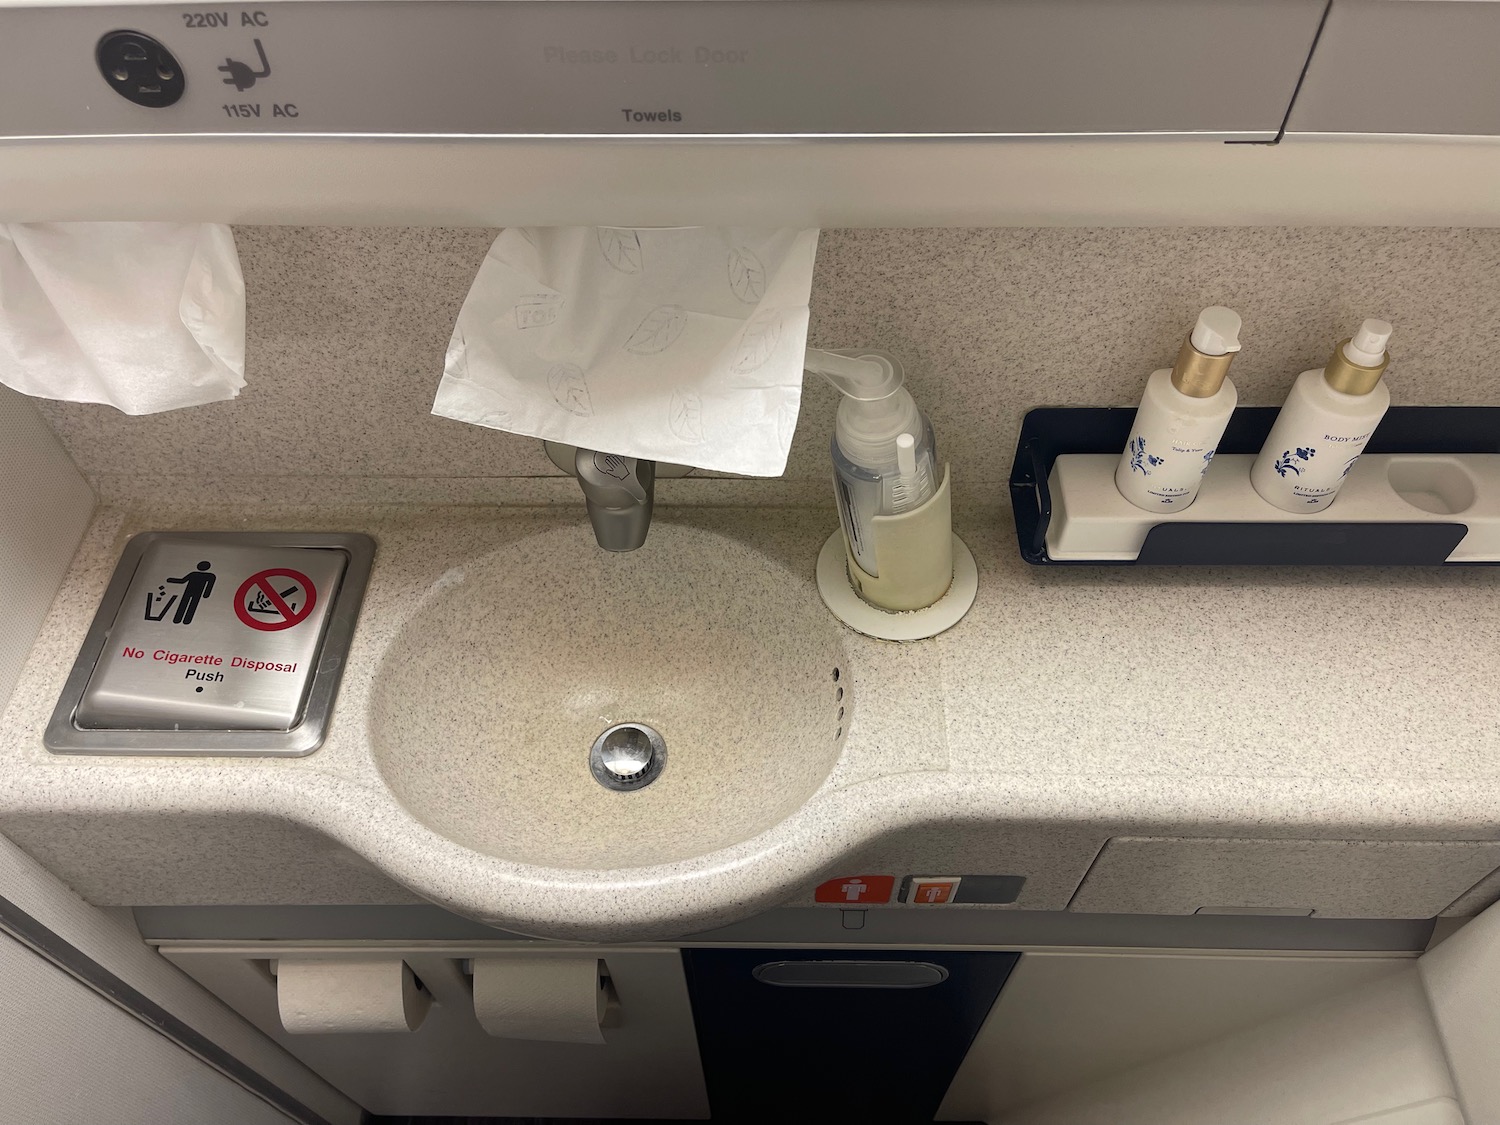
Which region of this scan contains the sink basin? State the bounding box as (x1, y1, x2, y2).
(370, 523, 851, 871)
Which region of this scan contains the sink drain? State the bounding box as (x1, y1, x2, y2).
(590, 723, 667, 791)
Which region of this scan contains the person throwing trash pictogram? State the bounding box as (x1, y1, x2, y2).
(165, 561, 215, 625)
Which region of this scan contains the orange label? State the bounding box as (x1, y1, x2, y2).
(814, 875, 895, 905)
(910, 880, 959, 905)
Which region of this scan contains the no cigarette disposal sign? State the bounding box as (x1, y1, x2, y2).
(234, 568, 317, 631)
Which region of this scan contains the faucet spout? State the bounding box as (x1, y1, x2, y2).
(574, 448, 656, 552)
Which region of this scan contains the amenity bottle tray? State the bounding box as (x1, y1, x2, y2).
(1009, 406, 1500, 565)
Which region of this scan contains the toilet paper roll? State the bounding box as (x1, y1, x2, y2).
(276, 957, 431, 1034)
(472, 955, 608, 1044)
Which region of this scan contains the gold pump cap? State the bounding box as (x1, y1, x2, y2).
(1170, 306, 1242, 398)
(1323, 318, 1392, 395)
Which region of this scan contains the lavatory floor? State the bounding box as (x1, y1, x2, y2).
(370, 1116, 984, 1123)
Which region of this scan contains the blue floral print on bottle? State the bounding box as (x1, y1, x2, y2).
(1200, 449, 1216, 476)
(1128, 435, 1165, 476)
(1273, 446, 1315, 477)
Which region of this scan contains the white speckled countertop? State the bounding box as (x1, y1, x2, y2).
(3, 494, 1500, 940)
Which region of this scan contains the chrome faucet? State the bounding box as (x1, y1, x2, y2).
(573, 448, 656, 552)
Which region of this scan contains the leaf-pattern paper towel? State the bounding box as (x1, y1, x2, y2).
(0, 223, 245, 415)
(434, 226, 819, 476)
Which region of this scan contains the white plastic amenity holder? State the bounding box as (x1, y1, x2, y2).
(817, 465, 979, 641)
(1046, 452, 1500, 562)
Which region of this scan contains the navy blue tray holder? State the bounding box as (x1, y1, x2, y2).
(1009, 406, 1500, 566)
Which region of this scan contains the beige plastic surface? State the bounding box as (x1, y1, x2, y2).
(1420, 899, 1500, 1123)
(12, 140, 1500, 227)
(845, 465, 954, 612)
(1068, 837, 1500, 919)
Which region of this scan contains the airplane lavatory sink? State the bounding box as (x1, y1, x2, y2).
(370, 522, 852, 875)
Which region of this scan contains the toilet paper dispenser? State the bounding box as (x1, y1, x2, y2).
(468, 956, 621, 1043)
(272, 954, 620, 1042)
(275, 956, 434, 1034)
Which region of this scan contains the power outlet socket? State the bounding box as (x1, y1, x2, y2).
(96, 30, 185, 108)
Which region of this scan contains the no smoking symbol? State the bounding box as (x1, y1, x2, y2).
(234, 568, 317, 632)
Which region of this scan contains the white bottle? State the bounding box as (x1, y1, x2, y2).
(1116, 307, 1242, 512)
(1250, 319, 1393, 513)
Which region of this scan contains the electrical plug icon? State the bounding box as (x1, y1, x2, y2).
(218, 38, 271, 91)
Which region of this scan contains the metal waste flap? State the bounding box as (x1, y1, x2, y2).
(47, 532, 374, 756)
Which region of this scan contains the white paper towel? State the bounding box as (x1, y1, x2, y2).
(0, 222, 246, 414)
(434, 226, 820, 476)
(472, 955, 608, 1044)
(276, 956, 431, 1034)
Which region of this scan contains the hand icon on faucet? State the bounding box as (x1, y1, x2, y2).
(218, 38, 271, 92)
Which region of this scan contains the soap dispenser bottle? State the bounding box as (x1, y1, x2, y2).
(804, 348, 949, 612)
(1250, 319, 1393, 513)
(1116, 307, 1242, 512)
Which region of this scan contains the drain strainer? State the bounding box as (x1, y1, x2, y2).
(590, 723, 667, 791)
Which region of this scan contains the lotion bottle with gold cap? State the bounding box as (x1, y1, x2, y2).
(1250, 319, 1393, 513)
(1116, 306, 1242, 512)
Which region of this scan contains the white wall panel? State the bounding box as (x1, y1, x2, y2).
(971, 966, 1457, 1125)
(0, 385, 92, 712)
(0, 931, 296, 1125)
(938, 949, 1415, 1121)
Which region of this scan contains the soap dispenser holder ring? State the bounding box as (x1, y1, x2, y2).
(816, 463, 980, 642)
(1010, 405, 1500, 567)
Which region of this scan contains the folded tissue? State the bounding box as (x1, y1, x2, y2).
(434, 226, 820, 476)
(0, 222, 246, 414)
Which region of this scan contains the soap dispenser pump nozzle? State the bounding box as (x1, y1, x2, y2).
(1170, 306, 1242, 398)
(1322, 317, 1393, 395)
(803, 348, 904, 401)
